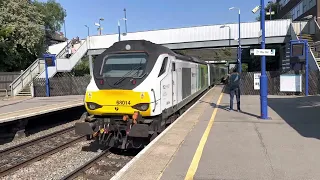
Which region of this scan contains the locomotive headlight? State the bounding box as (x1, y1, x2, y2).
(87, 102, 102, 110)
(132, 103, 149, 111)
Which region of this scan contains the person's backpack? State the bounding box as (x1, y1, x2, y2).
(229, 73, 240, 90)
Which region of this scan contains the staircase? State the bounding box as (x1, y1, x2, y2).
(298, 33, 320, 66)
(16, 85, 31, 96)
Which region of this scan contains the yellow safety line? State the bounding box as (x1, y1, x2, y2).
(184, 90, 224, 180)
(0, 99, 83, 116)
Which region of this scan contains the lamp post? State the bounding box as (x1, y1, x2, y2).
(118, 8, 128, 41)
(267, 1, 274, 20)
(124, 8, 128, 35)
(63, 9, 67, 40)
(229, 7, 241, 73)
(84, 25, 89, 36)
(220, 25, 231, 46)
(95, 18, 104, 35)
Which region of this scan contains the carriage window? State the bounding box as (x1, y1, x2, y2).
(158, 57, 168, 77)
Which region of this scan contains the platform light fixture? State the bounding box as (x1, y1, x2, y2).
(95, 18, 104, 35)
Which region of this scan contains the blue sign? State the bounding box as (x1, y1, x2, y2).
(43, 54, 56, 67)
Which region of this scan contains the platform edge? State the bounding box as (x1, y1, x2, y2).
(110, 85, 217, 180)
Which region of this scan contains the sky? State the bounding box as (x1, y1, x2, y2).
(45, 0, 264, 39)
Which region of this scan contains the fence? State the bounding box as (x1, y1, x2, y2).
(224, 70, 320, 96)
(33, 73, 91, 97)
(0, 72, 21, 97)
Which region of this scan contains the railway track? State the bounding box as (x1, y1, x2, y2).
(0, 126, 86, 178)
(61, 149, 135, 180)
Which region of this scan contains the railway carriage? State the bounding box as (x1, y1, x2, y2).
(75, 40, 227, 149)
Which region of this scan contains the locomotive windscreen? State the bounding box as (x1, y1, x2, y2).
(100, 53, 148, 78)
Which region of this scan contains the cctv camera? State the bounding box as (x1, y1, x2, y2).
(252, 5, 261, 14)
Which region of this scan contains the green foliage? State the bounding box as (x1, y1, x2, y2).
(72, 56, 90, 76)
(255, 2, 279, 21)
(0, 0, 66, 72)
(33, 0, 66, 33)
(0, 0, 45, 71)
(242, 63, 248, 72)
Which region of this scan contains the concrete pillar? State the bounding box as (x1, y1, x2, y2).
(89, 55, 93, 77)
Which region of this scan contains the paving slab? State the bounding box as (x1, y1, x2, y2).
(161, 94, 320, 180)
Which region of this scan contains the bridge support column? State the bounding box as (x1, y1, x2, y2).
(89, 55, 93, 77)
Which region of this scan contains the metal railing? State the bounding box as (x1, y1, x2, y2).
(56, 40, 73, 59)
(289, 22, 320, 71)
(9, 59, 45, 96)
(0, 89, 8, 97)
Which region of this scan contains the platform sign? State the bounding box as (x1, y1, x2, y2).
(42, 54, 56, 97)
(280, 74, 302, 92)
(43, 54, 56, 67)
(254, 73, 261, 90)
(290, 42, 305, 58)
(289, 39, 309, 96)
(253, 49, 275, 56)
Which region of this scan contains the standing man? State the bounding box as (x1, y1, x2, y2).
(228, 67, 241, 112)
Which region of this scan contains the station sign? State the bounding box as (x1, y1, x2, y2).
(253, 49, 276, 56)
(43, 54, 56, 67)
(290, 42, 305, 58)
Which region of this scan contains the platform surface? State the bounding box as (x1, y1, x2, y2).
(0, 95, 84, 123)
(112, 85, 320, 180)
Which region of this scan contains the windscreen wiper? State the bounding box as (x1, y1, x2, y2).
(113, 65, 142, 86)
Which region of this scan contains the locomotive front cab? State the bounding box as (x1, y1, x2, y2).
(85, 40, 161, 118)
(86, 52, 154, 117)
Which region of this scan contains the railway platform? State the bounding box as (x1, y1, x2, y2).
(112, 85, 320, 180)
(0, 95, 84, 139)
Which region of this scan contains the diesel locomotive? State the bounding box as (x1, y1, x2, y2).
(75, 40, 227, 149)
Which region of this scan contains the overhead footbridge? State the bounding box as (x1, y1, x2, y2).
(10, 19, 320, 96)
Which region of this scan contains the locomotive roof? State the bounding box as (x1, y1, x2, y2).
(109, 40, 208, 65)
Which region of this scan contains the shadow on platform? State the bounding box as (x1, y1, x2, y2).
(199, 99, 260, 118)
(268, 96, 320, 140)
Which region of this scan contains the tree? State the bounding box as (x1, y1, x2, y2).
(72, 56, 90, 76)
(0, 0, 66, 72)
(0, 0, 45, 71)
(255, 2, 279, 21)
(32, 0, 66, 34)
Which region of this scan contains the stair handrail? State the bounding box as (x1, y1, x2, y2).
(56, 40, 72, 58)
(39, 39, 89, 79)
(68, 39, 88, 69)
(9, 58, 44, 93)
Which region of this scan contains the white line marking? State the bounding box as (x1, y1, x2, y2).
(110, 86, 215, 180)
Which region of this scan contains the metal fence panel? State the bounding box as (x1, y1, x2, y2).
(33, 73, 91, 97)
(224, 70, 320, 96)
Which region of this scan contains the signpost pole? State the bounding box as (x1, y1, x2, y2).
(305, 40, 309, 96)
(260, 0, 268, 119)
(43, 54, 56, 97)
(45, 59, 50, 97)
